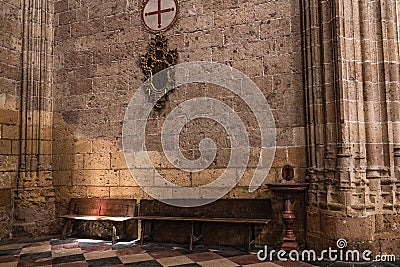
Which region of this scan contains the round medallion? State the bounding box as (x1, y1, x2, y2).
(141, 0, 178, 33)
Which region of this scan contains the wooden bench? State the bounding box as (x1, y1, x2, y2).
(136, 199, 272, 250)
(60, 198, 136, 244)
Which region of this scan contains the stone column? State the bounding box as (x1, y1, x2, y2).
(377, 0, 400, 211)
(302, 0, 400, 253)
(14, 0, 55, 237)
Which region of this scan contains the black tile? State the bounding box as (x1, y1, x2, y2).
(191, 247, 211, 254)
(309, 261, 400, 267)
(17, 258, 53, 267)
(213, 247, 248, 258)
(176, 245, 209, 255)
(0, 255, 19, 263)
(0, 249, 21, 256)
(124, 260, 163, 267)
(87, 257, 122, 267)
(19, 251, 51, 261)
(305, 261, 336, 267)
(52, 254, 86, 265)
(325, 263, 356, 267)
(367, 262, 399, 267)
(112, 243, 138, 250)
(50, 239, 77, 245)
(141, 243, 175, 252)
(79, 242, 109, 248)
(179, 249, 210, 255)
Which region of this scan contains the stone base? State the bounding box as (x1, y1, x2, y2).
(13, 188, 56, 238)
(307, 212, 400, 255)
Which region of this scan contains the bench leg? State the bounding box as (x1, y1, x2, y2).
(150, 221, 155, 240)
(122, 221, 126, 241)
(189, 221, 194, 251)
(139, 220, 154, 245)
(61, 219, 72, 240)
(112, 225, 117, 245)
(246, 224, 251, 252)
(140, 221, 146, 246)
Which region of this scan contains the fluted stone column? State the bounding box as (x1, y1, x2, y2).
(14, 0, 55, 237)
(302, 0, 400, 253)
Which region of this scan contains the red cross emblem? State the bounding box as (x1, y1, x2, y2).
(141, 0, 178, 32)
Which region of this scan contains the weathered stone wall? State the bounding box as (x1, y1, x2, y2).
(52, 0, 307, 247)
(0, 109, 19, 240)
(0, 0, 22, 240)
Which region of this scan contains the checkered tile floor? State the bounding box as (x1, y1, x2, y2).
(1, 238, 397, 267)
(0, 239, 320, 267)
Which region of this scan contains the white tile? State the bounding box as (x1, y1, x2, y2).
(157, 255, 194, 267)
(0, 262, 18, 267)
(119, 253, 153, 264)
(21, 244, 51, 254)
(0, 243, 26, 251)
(199, 258, 240, 267)
(83, 250, 116, 260)
(52, 247, 83, 258)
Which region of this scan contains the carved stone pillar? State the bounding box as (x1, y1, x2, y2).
(378, 0, 400, 212)
(14, 0, 55, 237)
(302, 0, 400, 253)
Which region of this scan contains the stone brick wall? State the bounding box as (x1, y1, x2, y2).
(0, 109, 19, 240)
(53, 0, 307, 247)
(0, 0, 22, 240)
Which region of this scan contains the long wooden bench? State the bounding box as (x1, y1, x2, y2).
(136, 199, 272, 250)
(60, 198, 136, 244)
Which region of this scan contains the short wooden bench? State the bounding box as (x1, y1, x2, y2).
(136, 199, 272, 250)
(60, 198, 136, 244)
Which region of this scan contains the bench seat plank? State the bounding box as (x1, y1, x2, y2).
(135, 216, 270, 224)
(60, 215, 136, 222)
